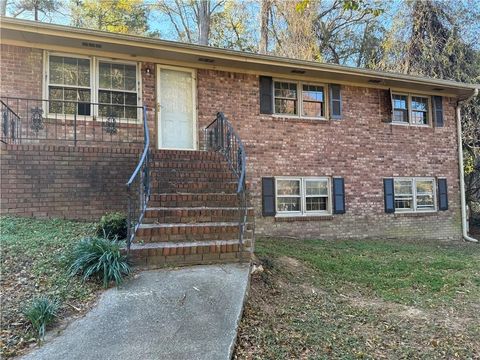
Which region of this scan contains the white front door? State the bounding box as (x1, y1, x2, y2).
(157, 66, 196, 149)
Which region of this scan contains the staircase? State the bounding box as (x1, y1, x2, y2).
(128, 149, 254, 268)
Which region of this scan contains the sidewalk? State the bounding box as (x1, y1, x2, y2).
(20, 263, 251, 360)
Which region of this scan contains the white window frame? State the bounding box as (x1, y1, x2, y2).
(95, 57, 142, 122)
(273, 79, 328, 120)
(391, 92, 431, 127)
(394, 177, 437, 213)
(43, 51, 94, 119)
(43, 51, 142, 122)
(275, 176, 331, 217)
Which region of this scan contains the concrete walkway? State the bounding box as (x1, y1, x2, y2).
(21, 263, 251, 360)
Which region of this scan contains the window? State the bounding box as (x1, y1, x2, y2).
(98, 61, 138, 119)
(302, 84, 324, 117)
(392, 94, 408, 123)
(45, 52, 140, 120)
(274, 80, 326, 119)
(274, 82, 297, 115)
(276, 177, 331, 215)
(48, 55, 91, 115)
(411, 96, 429, 125)
(394, 178, 436, 212)
(391, 93, 430, 126)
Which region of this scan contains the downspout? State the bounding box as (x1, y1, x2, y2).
(456, 88, 479, 243)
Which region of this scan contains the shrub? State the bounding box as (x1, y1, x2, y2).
(23, 296, 59, 341)
(69, 237, 131, 288)
(96, 212, 127, 240)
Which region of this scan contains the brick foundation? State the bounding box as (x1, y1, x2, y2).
(0, 144, 141, 220)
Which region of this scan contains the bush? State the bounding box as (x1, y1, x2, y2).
(23, 296, 59, 341)
(69, 237, 131, 288)
(96, 212, 127, 240)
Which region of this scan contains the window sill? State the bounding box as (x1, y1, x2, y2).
(393, 211, 438, 217)
(274, 215, 333, 222)
(271, 114, 331, 123)
(389, 122, 431, 128)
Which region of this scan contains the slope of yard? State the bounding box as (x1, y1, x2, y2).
(0, 217, 100, 358)
(235, 238, 480, 359)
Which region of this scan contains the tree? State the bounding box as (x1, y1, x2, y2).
(7, 0, 60, 21)
(70, 0, 149, 35)
(155, 0, 225, 45)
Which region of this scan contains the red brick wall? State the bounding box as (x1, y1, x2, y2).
(0, 44, 43, 99)
(197, 69, 462, 240)
(0, 144, 141, 220)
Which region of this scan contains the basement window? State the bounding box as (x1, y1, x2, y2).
(394, 177, 436, 212)
(276, 177, 331, 216)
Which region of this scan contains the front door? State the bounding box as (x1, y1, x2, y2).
(157, 66, 196, 149)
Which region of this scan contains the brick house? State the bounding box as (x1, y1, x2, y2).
(1, 18, 478, 266)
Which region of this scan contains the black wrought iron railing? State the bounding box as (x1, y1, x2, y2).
(1, 100, 20, 144)
(0, 97, 145, 146)
(126, 106, 150, 251)
(205, 112, 248, 254)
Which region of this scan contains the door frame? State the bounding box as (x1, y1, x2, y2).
(156, 64, 197, 150)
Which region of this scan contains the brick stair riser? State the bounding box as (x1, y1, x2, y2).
(152, 182, 238, 193)
(143, 208, 254, 224)
(136, 227, 254, 243)
(151, 170, 236, 182)
(150, 151, 224, 162)
(148, 194, 239, 208)
(151, 161, 227, 170)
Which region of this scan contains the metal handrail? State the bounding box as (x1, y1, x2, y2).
(126, 105, 150, 250)
(1, 100, 21, 144)
(205, 112, 248, 255)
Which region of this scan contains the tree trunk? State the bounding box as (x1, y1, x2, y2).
(0, 0, 7, 16)
(198, 0, 211, 45)
(259, 0, 271, 54)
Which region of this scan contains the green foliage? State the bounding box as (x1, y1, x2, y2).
(96, 212, 127, 240)
(23, 296, 59, 341)
(69, 237, 130, 288)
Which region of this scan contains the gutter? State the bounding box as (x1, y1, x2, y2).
(456, 88, 479, 243)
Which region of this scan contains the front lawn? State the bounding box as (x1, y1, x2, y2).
(0, 217, 100, 358)
(235, 238, 480, 359)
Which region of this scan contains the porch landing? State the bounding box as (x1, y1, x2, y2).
(20, 263, 251, 360)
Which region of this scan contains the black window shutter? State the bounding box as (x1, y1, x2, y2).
(329, 84, 342, 119)
(259, 76, 273, 114)
(438, 178, 448, 210)
(333, 177, 345, 214)
(433, 96, 444, 127)
(384, 88, 394, 123)
(262, 177, 276, 216)
(384, 178, 395, 213)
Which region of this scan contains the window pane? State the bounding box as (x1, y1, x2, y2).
(99, 90, 111, 104)
(412, 97, 428, 111)
(275, 99, 297, 115)
(63, 57, 78, 86)
(393, 109, 408, 123)
(277, 180, 300, 196)
(306, 197, 327, 211)
(125, 77, 136, 92)
(416, 180, 434, 195)
(394, 180, 413, 195)
(302, 85, 324, 102)
(395, 198, 413, 210)
(125, 64, 137, 78)
(302, 84, 324, 117)
(111, 63, 125, 90)
(48, 87, 63, 100)
(305, 180, 328, 196)
(277, 197, 300, 212)
(412, 110, 427, 125)
(393, 95, 408, 110)
(49, 56, 63, 84)
(274, 82, 297, 99)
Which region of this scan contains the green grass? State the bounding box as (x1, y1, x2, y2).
(255, 238, 480, 307)
(0, 216, 99, 358)
(235, 238, 480, 359)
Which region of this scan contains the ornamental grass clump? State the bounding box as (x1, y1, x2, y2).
(69, 237, 131, 288)
(23, 296, 59, 341)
